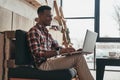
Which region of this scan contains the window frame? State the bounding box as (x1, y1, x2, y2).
(61, 0, 120, 71)
(61, 0, 96, 69)
(95, 0, 120, 42)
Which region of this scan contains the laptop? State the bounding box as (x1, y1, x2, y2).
(61, 29, 98, 56)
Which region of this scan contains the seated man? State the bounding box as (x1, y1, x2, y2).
(27, 5, 94, 80)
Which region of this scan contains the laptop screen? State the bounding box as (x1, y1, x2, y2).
(82, 30, 98, 52)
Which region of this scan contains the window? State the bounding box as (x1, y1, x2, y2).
(96, 0, 120, 42)
(95, 0, 120, 71)
(62, 0, 95, 69)
(62, 0, 94, 17)
(100, 0, 120, 38)
(62, 0, 120, 71)
(66, 19, 94, 49)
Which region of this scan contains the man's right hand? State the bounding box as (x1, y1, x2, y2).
(60, 47, 76, 55)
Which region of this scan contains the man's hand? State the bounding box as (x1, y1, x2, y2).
(77, 48, 93, 55)
(83, 52, 93, 55)
(77, 48, 82, 51)
(60, 47, 76, 55)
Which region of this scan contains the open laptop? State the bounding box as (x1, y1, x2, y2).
(61, 29, 98, 56)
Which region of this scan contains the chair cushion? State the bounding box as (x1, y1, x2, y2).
(8, 66, 76, 80)
(15, 30, 32, 65)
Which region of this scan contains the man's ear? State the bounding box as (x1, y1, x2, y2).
(35, 18, 39, 22)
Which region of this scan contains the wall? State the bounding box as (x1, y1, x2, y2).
(0, 0, 37, 19)
(0, 0, 60, 20)
(0, 0, 62, 43)
(0, 0, 62, 45)
(0, 6, 34, 31)
(0, 0, 36, 31)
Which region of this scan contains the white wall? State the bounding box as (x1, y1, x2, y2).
(0, 0, 62, 44)
(0, 0, 37, 20)
(0, 0, 60, 20)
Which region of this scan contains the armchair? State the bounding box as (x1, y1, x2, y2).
(4, 30, 76, 80)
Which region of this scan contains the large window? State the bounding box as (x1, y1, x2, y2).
(62, 0, 94, 17)
(62, 0, 95, 69)
(100, 0, 120, 38)
(96, 0, 120, 42)
(95, 0, 120, 71)
(66, 19, 94, 49)
(62, 0, 120, 71)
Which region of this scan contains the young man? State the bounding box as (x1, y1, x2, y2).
(27, 5, 94, 80)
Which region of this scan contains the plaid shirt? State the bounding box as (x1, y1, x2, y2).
(27, 23, 59, 66)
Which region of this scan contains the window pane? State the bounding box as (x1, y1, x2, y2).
(66, 19, 94, 49)
(100, 0, 120, 38)
(62, 0, 95, 17)
(66, 19, 94, 69)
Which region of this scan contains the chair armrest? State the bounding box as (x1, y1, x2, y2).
(7, 59, 16, 68)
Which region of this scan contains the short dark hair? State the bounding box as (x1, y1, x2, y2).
(37, 5, 51, 14)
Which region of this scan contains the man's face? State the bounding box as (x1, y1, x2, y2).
(39, 10, 52, 26)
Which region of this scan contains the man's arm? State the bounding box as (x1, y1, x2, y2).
(27, 29, 58, 58)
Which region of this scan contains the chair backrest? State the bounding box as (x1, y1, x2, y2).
(15, 30, 33, 65)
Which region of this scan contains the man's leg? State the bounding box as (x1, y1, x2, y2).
(38, 54, 94, 80)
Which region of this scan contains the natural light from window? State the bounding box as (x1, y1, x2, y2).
(100, 0, 120, 37)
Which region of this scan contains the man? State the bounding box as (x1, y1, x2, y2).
(27, 5, 94, 80)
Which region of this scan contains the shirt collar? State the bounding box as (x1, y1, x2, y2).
(36, 23, 48, 33)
